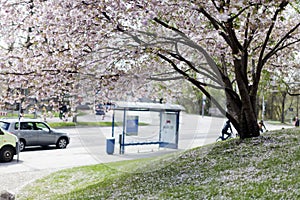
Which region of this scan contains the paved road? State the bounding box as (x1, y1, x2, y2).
(0, 112, 294, 193)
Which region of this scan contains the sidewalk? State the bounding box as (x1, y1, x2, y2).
(263, 121, 294, 132)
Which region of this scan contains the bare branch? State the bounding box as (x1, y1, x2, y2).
(257, 1, 289, 67)
(263, 23, 300, 62)
(153, 17, 187, 38)
(149, 76, 184, 81)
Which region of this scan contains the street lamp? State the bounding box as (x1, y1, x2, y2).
(16, 87, 26, 162)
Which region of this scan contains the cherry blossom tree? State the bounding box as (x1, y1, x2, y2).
(0, 1, 299, 139)
(99, 0, 300, 139)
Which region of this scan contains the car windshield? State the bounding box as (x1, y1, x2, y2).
(0, 121, 10, 131)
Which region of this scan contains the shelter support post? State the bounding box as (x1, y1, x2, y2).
(112, 109, 115, 137)
(121, 108, 126, 154)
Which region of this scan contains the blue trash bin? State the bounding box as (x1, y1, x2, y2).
(106, 137, 115, 154)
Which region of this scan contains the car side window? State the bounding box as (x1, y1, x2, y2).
(14, 122, 33, 130)
(19, 122, 34, 130)
(34, 122, 50, 132)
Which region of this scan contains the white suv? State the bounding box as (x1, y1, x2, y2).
(0, 119, 70, 151)
(0, 127, 18, 162)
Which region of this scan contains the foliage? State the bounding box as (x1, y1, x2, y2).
(18, 128, 300, 199)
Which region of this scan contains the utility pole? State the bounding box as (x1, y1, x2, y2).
(262, 95, 265, 121)
(201, 95, 206, 117)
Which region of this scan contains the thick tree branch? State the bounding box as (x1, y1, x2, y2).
(173, 43, 223, 85)
(157, 52, 228, 114)
(195, 7, 233, 48)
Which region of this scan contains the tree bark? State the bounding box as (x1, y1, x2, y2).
(229, 58, 260, 139)
(281, 92, 287, 123)
(226, 90, 260, 139)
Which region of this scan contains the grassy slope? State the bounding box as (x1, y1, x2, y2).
(19, 128, 300, 200)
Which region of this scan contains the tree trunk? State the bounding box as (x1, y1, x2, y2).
(281, 92, 287, 123)
(271, 93, 275, 120)
(229, 59, 260, 139)
(226, 94, 260, 139)
(297, 96, 299, 117)
(239, 107, 260, 139)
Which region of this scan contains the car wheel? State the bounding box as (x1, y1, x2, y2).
(0, 146, 15, 162)
(56, 138, 68, 149)
(19, 140, 26, 152)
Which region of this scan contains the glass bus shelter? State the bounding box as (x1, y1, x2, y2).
(109, 101, 185, 154)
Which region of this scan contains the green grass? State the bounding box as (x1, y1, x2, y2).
(18, 128, 300, 199)
(47, 121, 112, 128)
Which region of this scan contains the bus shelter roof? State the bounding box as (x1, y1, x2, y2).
(113, 101, 185, 112)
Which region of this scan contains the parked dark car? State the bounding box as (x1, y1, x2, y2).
(0, 119, 70, 151)
(95, 104, 105, 116)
